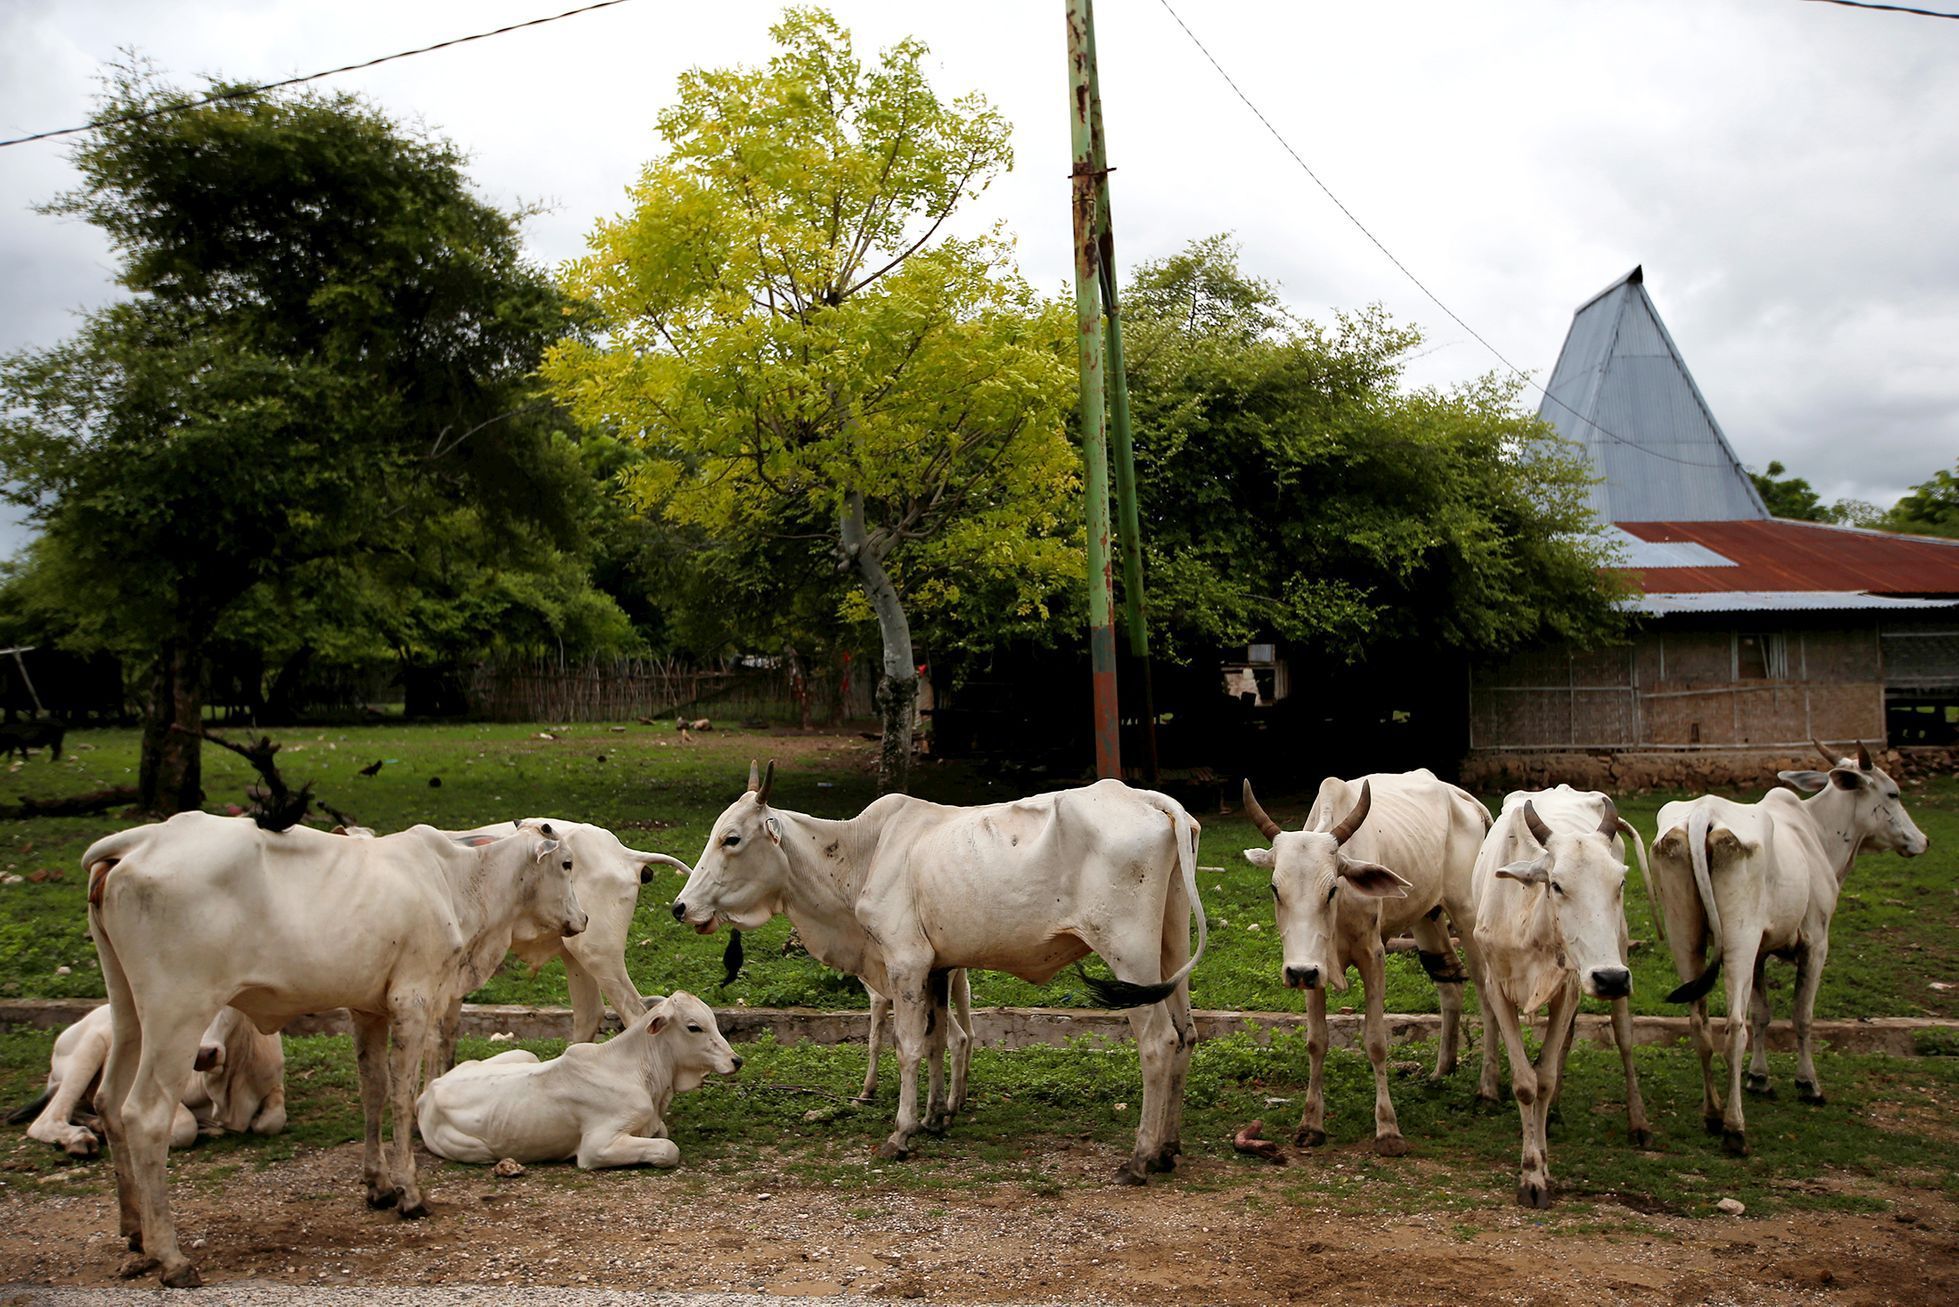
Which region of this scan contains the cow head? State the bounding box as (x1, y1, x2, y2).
(1778, 739, 1929, 857)
(645, 991, 743, 1092)
(1497, 798, 1632, 1000)
(511, 820, 589, 940)
(1241, 779, 1410, 993)
(671, 761, 788, 934)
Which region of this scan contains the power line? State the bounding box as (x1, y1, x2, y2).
(1151, 0, 1735, 471)
(0, 0, 642, 151)
(1798, 0, 1959, 18)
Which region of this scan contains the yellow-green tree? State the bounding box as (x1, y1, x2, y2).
(546, 9, 1078, 792)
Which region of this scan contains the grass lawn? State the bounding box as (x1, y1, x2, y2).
(0, 721, 1953, 1026)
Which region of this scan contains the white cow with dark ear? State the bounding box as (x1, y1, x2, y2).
(417, 991, 740, 1169)
(1472, 787, 1652, 1208)
(1649, 740, 1927, 1156)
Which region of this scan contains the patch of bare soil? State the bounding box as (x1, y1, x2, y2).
(1, 1144, 1955, 1305)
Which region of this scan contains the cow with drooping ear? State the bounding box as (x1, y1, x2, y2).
(1649, 739, 1927, 1157)
(1241, 769, 1493, 1155)
(1471, 786, 1655, 1208)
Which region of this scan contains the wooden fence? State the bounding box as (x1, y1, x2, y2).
(465, 657, 874, 724)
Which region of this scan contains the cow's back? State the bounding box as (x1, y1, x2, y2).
(1314, 771, 1480, 914)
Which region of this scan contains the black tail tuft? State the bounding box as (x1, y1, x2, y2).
(6, 1087, 52, 1125)
(1073, 961, 1176, 1010)
(720, 930, 745, 987)
(1666, 958, 1722, 1005)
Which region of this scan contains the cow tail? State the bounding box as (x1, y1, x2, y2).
(1616, 817, 1662, 948)
(1074, 804, 1208, 1010)
(1664, 807, 1725, 1004)
(6, 1086, 53, 1126)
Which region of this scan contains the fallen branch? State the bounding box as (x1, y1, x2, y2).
(177, 726, 355, 831)
(0, 786, 140, 820)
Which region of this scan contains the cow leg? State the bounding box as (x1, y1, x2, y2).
(1147, 884, 1197, 1172)
(1744, 954, 1775, 1097)
(856, 988, 887, 1104)
(1718, 942, 1762, 1155)
(564, 952, 607, 1046)
(1120, 998, 1183, 1184)
(1356, 947, 1406, 1156)
(350, 1012, 396, 1209)
(93, 935, 145, 1253)
(923, 979, 952, 1133)
(1409, 913, 1463, 1079)
(119, 1009, 216, 1286)
(947, 971, 973, 1115)
(1295, 984, 1330, 1147)
(577, 1128, 681, 1170)
(1609, 996, 1652, 1147)
(875, 972, 932, 1161)
(426, 999, 463, 1085)
(28, 1057, 104, 1158)
(1454, 931, 1504, 1105)
(1531, 981, 1580, 1200)
(1792, 937, 1828, 1104)
(384, 1007, 433, 1217)
(250, 1082, 287, 1136)
(1484, 991, 1548, 1208)
(1689, 995, 1723, 1135)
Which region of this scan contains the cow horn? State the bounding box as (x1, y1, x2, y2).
(1330, 779, 1371, 847)
(1241, 780, 1282, 840)
(747, 760, 761, 792)
(1595, 795, 1619, 837)
(1856, 740, 1873, 771)
(755, 760, 776, 807)
(1812, 738, 1840, 767)
(1522, 800, 1553, 847)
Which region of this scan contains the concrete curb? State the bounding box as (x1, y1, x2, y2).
(1, 998, 1952, 1057)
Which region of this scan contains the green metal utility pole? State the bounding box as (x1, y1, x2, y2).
(1082, 0, 1158, 785)
(1066, 0, 1119, 780)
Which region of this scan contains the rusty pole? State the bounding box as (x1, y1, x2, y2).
(1067, 0, 1120, 780)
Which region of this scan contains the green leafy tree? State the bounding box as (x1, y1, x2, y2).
(0, 70, 603, 811)
(1122, 237, 1625, 663)
(545, 8, 1079, 793)
(1750, 460, 1832, 521)
(1882, 461, 1959, 538)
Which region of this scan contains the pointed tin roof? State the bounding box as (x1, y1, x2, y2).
(1538, 266, 1769, 522)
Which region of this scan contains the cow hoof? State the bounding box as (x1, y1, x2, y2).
(398, 1198, 430, 1221)
(1374, 1134, 1408, 1158)
(1744, 1073, 1774, 1098)
(117, 1254, 158, 1280)
(850, 1094, 875, 1105)
(125, 1233, 144, 1253)
(1111, 1162, 1148, 1186)
(160, 1261, 203, 1289)
(1796, 1081, 1826, 1105)
(64, 1136, 99, 1158)
(1703, 1114, 1726, 1138)
(1722, 1128, 1748, 1157)
(875, 1140, 910, 1162)
(1145, 1149, 1178, 1174)
(1628, 1127, 1654, 1150)
(365, 1187, 400, 1211)
(1475, 1090, 1506, 1112)
(1294, 1127, 1327, 1149)
(1516, 1180, 1551, 1210)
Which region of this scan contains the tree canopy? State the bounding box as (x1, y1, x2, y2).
(544, 8, 1080, 792)
(1882, 460, 1959, 539)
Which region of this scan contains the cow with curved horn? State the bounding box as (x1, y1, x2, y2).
(1242, 769, 1493, 1155)
(1648, 739, 1926, 1155)
(1471, 786, 1655, 1207)
(672, 761, 1206, 1183)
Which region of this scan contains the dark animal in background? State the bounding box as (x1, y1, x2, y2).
(358, 759, 384, 777)
(0, 719, 64, 762)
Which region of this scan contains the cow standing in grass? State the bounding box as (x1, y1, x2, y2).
(1241, 769, 1492, 1155)
(83, 813, 586, 1287)
(671, 763, 1206, 1183)
(1650, 741, 1927, 1155)
(1472, 788, 1653, 1207)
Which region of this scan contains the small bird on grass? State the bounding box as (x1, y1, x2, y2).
(358, 760, 384, 777)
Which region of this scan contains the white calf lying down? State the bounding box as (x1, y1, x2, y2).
(12, 1006, 284, 1157)
(417, 992, 739, 1169)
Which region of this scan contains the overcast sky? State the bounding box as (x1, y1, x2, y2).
(3, 0, 1956, 559)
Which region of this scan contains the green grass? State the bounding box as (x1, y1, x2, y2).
(0, 723, 1954, 1024)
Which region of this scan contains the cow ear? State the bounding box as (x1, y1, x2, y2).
(1777, 770, 1829, 793)
(764, 816, 783, 846)
(645, 1010, 669, 1035)
(1242, 847, 1276, 869)
(1829, 767, 1865, 791)
(1337, 857, 1411, 898)
(1497, 857, 1551, 886)
(533, 836, 563, 860)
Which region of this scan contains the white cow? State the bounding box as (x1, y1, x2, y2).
(672, 763, 1206, 1182)
(417, 991, 739, 1169)
(13, 1006, 284, 1157)
(1650, 741, 1927, 1155)
(83, 812, 586, 1288)
(432, 819, 692, 1071)
(1241, 769, 1492, 1155)
(858, 971, 971, 1110)
(1472, 787, 1651, 1208)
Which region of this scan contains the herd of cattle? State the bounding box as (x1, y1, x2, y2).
(10, 743, 1926, 1287)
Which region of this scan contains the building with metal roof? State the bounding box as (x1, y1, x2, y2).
(1466, 268, 1959, 771)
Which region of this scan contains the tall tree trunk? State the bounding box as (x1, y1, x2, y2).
(138, 639, 206, 815)
(840, 492, 916, 795)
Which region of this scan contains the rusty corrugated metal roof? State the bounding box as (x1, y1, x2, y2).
(1617, 519, 1959, 595)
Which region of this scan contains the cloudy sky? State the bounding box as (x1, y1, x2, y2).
(2, 0, 1956, 556)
